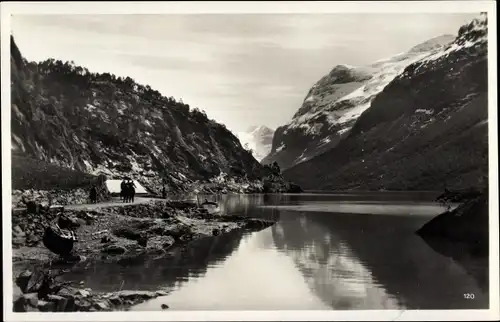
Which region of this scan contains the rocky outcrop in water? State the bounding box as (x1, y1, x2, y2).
(416, 193, 488, 255)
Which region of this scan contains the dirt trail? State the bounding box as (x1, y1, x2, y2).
(13, 196, 196, 212)
(65, 197, 161, 210)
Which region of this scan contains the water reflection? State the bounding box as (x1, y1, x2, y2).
(271, 212, 402, 310)
(419, 237, 489, 294)
(61, 229, 246, 292)
(58, 194, 488, 310)
(134, 228, 330, 311)
(271, 210, 488, 309)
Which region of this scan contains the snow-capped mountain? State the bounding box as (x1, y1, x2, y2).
(284, 14, 488, 191)
(237, 125, 274, 162)
(263, 34, 456, 170)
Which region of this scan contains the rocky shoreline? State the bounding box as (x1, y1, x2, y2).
(12, 199, 277, 312)
(14, 275, 171, 313)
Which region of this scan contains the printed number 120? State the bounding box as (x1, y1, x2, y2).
(464, 293, 475, 299)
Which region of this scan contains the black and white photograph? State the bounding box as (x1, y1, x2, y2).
(2, 1, 498, 321)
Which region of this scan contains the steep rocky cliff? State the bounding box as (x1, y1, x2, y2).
(237, 125, 274, 162)
(10, 36, 264, 194)
(283, 15, 488, 191)
(263, 35, 456, 170)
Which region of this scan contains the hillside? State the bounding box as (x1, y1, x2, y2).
(283, 15, 489, 191)
(237, 126, 274, 162)
(10, 36, 266, 195)
(263, 35, 456, 170)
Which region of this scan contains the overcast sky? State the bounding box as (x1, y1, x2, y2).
(11, 13, 478, 133)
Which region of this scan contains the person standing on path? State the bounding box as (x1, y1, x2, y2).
(120, 179, 127, 202)
(128, 179, 136, 203)
(89, 185, 97, 204)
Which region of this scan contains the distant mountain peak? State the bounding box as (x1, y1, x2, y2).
(238, 125, 275, 162)
(246, 125, 273, 134)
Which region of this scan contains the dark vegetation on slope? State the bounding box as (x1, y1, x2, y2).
(10, 36, 272, 193)
(283, 16, 488, 191)
(11, 153, 101, 191)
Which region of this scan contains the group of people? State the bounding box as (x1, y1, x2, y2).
(120, 179, 136, 203)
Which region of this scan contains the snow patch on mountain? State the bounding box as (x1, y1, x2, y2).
(264, 33, 455, 170)
(237, 125, 275, 162)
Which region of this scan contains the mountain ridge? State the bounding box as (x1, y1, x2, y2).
(10, 35, 267, 194)
(263, 34, 456, 169)
(283, 15, 488, 191)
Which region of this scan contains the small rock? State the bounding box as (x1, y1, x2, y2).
(155, 290, 168, 296)
(15, 269, 33, 293)
(101, 236, 111, 243)
(37, 300, 56, 312)
(47, 294, 68, 312)
(212, 229, 220, 236)
(116, 290, 156, 301)
(13, 225, 25, 237)
(76, 289, 90, 298)
(138, 236, 148, 247)
(108, 296, 122, 306)
(161, 304, 169, 309)
(74, 298, 92, 311)
(94, 301, 110, 311)
(12, 236, 26, 247)
(13, 296, 28, 312)
(101, 245, 127, 255)
(64, 296, 76, 312)
(57, 287, 77, 298)
(23, 293, 39, 307)
(12, 292, 40, 312)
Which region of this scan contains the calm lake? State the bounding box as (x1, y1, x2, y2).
(62, 192, 489, 310)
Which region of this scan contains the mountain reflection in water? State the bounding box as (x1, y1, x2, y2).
(60, 194, 488, 310)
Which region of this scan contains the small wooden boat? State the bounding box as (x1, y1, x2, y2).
(43, 224, 77, 258)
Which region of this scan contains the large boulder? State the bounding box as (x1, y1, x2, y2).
(416, 194, 488, 255)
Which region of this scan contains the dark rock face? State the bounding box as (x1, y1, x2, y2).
(284, 15, 488, 191)
(416, 194, 488, 253)
(10, 36, 263, 194)
(416, 191, 489, 292)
